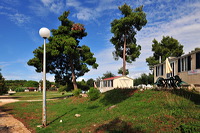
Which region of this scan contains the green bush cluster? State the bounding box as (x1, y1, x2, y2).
(87, 87, 100, 101)
(15, 87, 25, 92)
(72, 89, 82, 97)
(58, 85, 67, 92)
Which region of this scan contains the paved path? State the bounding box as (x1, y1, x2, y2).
(0, 95, 31, 133)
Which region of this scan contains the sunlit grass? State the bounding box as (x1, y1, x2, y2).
(2, 89, 200, 132)
(10, 91, 72, 100)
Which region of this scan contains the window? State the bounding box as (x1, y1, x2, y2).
(155, 64, 163, 76)
(103, 80, 114, 87)
(188, 56, 191, 70)
(178, 59, 181, 72)
(170, 62, 175, 77)
(178, 55, 191, 72)
(196, 52, 200, 69)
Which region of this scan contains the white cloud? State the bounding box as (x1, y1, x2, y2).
(66, 0, 117, 21)
(9, 13, 30, 26)
(76, 8, 97, 21)
(41, 0, 54, 6)
(66, 0, 81, 7)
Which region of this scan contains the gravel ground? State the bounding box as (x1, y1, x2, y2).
(0, 95, 31, 133)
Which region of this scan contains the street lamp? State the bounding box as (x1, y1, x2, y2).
(39, 27, 50, 127)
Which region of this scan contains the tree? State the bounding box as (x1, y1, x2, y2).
(0, 69, 7, 94)
(102, 71, 116, 79)
(110, 4, 147, 75)
(146, 36, 184, 71)
(134, 73, 153, 86)
(118, 67, 129, 75)
(86, 78, 95, 88)
(23, 80, 39, 87)
(28, 11, 98, 90)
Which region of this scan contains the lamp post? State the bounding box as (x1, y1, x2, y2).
(39, 27, 50, 127)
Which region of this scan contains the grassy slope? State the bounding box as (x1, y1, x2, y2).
(1, 89, 200, 133)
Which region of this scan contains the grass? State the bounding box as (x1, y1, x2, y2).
(9, 91, 73, 100)
(1, 89, 200, 133)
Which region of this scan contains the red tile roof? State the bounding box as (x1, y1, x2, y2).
(103, 76, 121, 80)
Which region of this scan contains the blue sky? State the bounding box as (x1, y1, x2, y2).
(0, 0, 200, 82)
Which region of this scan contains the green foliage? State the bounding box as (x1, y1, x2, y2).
(102, 71, 116, 79)
(87, 87, 101, 101)
(72, 89, 81, 97)
(118, 67, 129, 75)
(0, 69, 7, 94)
(23, 80, 39, 87)
(110, 4, 147, 75)
(146, 36, 184, 70)
(2, 89, 200, 132)
(27, 11, 98, 90)
(86, 78, 95, 88)
(39, 80, 52, 89)
(58, 85, 67, 92)
(14, 87, 25, 92)
(77, 80, 89, 91)
(134, 73, 154, 86)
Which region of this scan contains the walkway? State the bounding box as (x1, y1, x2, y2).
(0, 95, 31, 133)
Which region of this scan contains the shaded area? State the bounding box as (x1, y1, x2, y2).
(0, 125, 13, 133)
(47, 108, 77, 126)
(169, 89, 200, 105)
(100, 89, 138, 105)
(95, 118, 144, 133)
(0, 96, 20, 99)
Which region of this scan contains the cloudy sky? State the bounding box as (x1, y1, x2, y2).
(0, 0, 200, 82)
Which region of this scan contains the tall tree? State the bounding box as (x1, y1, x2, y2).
(28, 11, 98, 90)
(110, 4, 147, 75)
(146, 36, 184, 71)
(0, 69, 7, 94)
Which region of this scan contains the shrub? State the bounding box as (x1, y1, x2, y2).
(87, 87, 100, 101)
(15, 87, 25, 92)
(72, 89, 81, 97)
(58, 85, 67, 92)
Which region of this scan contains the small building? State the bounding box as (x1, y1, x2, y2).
(98, 76, 134, 93)
(154, 50, 200, 87)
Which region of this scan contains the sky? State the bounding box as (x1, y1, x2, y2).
(0, 0, 200, 82)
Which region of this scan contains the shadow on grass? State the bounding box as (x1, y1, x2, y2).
(167, 89, 200, 105)
(95, 117, 144, 133)
(0, 96, 20, 99)
(100, 89, 137, 106)
(47, 108, 77, 126)
(49, 95, 73, 100)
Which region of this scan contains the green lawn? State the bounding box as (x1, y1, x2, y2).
(1, 89, 200, 133)
(10, 91, 73, 100)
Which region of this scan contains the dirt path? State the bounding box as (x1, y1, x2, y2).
(0, 95, 31, 133)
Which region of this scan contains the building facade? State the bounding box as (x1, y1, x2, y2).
(98, 76, 134, 93)
(154, 50, 200, 86)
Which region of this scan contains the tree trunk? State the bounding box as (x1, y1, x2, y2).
(70, 59, 78, 90)
(123, 34, 126, 76)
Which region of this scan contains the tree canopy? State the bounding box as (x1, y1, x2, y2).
(0, 69, 7, 94)
(134, 73, 154, 86)
(146, 36, 184, 71)
(28, 11, 98, 90)
(110, 4, 147, 75)
(102, 71, 116, 79)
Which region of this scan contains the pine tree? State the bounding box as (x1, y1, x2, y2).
(0, 69, 7, 94)
(110, 4, 147, 75)
(28, 11, 98, 90)
(146, 36, 184, 71)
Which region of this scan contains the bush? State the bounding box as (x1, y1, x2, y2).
(58, 85, 67, 92)
(15, 87, 25, 92)
(72, 89, 82, 97)
(87, 87, 100, 101)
